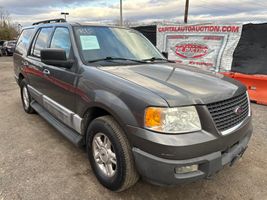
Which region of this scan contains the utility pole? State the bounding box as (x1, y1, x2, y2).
(184, 0, 189, 23)
(61, 12, 69, 21)
(120, 0, 123, 26)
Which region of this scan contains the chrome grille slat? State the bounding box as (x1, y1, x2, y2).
(208, 95, 247, 113)
(215, 108, 248, 126)
(207, 92, 249, 133)
(211, 100, 248, 119)
(207, 93, 246, 107)
(212, 104, 248, 121)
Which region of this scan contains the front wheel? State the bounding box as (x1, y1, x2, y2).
(86, 116, 139, 192)
(20, 79, 35, 114)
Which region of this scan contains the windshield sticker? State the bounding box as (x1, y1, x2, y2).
(80, 35, 100, 50)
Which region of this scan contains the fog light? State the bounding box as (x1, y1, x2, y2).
(175, 165, 198, 174)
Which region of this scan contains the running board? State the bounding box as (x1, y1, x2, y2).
(31, 101, 83, 147)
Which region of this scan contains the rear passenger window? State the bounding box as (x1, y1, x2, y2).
(16, 28, 34, 55)
(31, 27, 53, 57)
(50, 27, 71, 59)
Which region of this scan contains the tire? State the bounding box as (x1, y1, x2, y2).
(20, 79, 35, 114)
(86, 116, 139, 192)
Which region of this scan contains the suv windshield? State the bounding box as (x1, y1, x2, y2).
(74, 26, 164, 65)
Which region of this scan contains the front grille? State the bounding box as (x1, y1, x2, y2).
(207, 92, 249, 133)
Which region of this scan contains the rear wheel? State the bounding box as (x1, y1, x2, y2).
(86, 116, 139, 192)
(20, 79, 35, 114)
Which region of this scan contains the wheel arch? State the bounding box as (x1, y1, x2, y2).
(81, 91, 139, 145)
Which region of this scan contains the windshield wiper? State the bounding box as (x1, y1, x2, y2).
(88, 57, 146, 64)
(142, 57, 175, 63)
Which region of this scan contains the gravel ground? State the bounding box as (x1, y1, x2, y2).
(0, 56, 267, 200)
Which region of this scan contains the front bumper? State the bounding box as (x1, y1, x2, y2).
(128, 115, 253, 186)
(133, 131, 251, 186)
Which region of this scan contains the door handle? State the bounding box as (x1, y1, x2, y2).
(43, 69, 50, 75)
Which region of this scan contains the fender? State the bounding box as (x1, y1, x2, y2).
(82, 89, 139, 133)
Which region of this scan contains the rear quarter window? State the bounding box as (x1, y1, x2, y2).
(15, 28, 34, 55)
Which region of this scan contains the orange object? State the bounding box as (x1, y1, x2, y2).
(144, 107, 162, 129)
(222, 72, 267, 105)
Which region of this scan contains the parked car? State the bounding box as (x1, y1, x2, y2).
(0, 40, 6, 56)
(13, 19, 253, 192)
(2, 40, 16, 56)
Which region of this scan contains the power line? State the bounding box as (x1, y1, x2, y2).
(194, 0, 267, 13)
(182, 0, 267, 23)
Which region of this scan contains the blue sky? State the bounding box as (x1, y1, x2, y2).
(1, 0, 267, 26)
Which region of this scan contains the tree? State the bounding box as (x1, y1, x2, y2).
(0, 7, 19, 40)
(0, 7, 10, 27)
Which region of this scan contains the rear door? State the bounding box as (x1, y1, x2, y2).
(14, 28, 34, 77)
(26, 26, 54, 104)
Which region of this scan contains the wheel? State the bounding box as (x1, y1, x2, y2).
(86, 116, 139, 192)
(20, 79, 35, 114)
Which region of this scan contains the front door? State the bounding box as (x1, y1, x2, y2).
(39, 27, 81, 133)
(43, 27, 77, 111)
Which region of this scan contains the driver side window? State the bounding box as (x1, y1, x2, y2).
(31, 27, 53, 58)
(50, 27, 71, 59)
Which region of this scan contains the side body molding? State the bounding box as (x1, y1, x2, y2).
(27, 86, 139, 135)
(28, 85, 82, 134)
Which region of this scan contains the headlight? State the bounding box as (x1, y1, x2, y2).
(144, 106, 201, 133)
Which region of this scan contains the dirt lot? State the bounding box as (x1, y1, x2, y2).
(0, 56, 266, 200)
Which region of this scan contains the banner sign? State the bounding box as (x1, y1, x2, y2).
(157, 24, 243, 71)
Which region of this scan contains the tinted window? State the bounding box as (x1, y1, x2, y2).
(50, 27, 71, 58)
(16, 29, 34, 55)
(32, 27, 53, 57)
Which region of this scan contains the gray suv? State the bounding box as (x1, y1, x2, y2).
(13, 19, 253, 192)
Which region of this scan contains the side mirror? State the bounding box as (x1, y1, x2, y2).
(162, 52, 168, 59)
(40, 48, 73, 69)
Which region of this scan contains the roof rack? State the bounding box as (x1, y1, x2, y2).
(32, 18, 66, 26)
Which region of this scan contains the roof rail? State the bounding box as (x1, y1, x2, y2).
(32, 18, 66, 26)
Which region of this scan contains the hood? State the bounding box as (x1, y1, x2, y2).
(98, 63, 246, 106)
